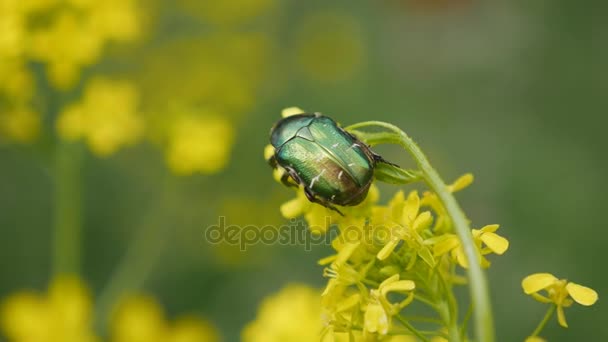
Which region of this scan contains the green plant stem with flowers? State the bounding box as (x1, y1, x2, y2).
(346, 121, 494, 342)
(270, 110, 598, 342)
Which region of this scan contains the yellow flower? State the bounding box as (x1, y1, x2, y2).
(0, 5, 26, 59)
(0, 58, 34, 101)
(364, 275, 415, 338)
(374, 190, 435, 268)
(111, 295, 220, 342)
(88, 0, 140, 42)
(165, 114, 234, 175)
(0, 276, 98, 342)
(279, 184, 379, 234)
(28, 10, 104, 89)
(243, 284, 326, 342)
(522, 273, 598, 328)
(57, 77, 143, 156)
(431, 224, 509, 268)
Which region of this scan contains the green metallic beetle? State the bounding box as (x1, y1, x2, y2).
(267, 113, 394, 214)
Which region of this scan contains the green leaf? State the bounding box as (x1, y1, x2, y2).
(374, 162, 421, 185)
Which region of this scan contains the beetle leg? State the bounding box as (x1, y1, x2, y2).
(280, 169, 299, 188)
(371, 152, 400, 168)
(267, 154, 278, 167)
(303, 187, 344, 216)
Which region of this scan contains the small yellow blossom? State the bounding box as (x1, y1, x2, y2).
(0, 276, 98, 342)
(165, 114, 235, 175)
(0, 58, 34, 101)
(28, 10, 104, 89)
(111, 295, 220, 342)
(57, 77, 143, 156)
(0, 7, 26, 59)
(243, 284, 326, 342)
(431, 224, 509, 268)
(364, 275, 415, 338)
(522, 273, 598, 328)
(374, 190, 435, 269)
(88, 0, 140, 42)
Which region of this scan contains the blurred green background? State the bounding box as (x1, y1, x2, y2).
(0, 0, 606, 341)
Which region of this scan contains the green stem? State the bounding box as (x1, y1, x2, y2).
(530, 305, 555, 337)
(93, 174, 175, 332)
(52, 141, 84, 276)
(394, 314, 430, 342)
(346, 121, 495, 342)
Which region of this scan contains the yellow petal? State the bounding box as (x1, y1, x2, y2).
(449, 173, 474, 192)
(263, 144, 275, 161)
(433, 235, 459, 256)
(281, 106, 305, 118)
(525, 337, 546, 342)
(522, 273, 558, 295)
(480, 224, 500, 233)
(454, 247, 469, 268)
(557, 305, 568, 328)
(566, 282, 598, 306)
(388, 191, 405, 223)
(379, 274, 400, 288)
(334, 242, 360, 266)
(337, 293, 361, 313)
(280, 197, 305, 219)
(364, 302, 389, 335)
(377, 239, 399, 261)
(480, 232, 509, 255)
(412, 211, 433, 232)
(381, 280, 416, 295)
(403, 191, 420, 224)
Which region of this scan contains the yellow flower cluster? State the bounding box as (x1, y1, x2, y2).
(166, 114, 235, 175)
(0, 0, 140, 145)
(26, 0, 140, 90)
(243, 283, 417, 342)
(0, 276, 219, 342)
(274, 169, 509, 340)
(57, 77, 143, 157)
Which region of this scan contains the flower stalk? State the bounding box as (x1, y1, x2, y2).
(52, 141, 84, 276)
(346, 121, 495, 342)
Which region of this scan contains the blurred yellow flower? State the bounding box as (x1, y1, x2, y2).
(111, 295, 220, 342)
(0, 275, 98, 342)
(57, 77, 143, 156)
(0, 5, 25, 59)
(166, 114, 235, 175)
(294, 12, 365, 83)
(28, 10, 104, 89)
(243, 284, 325, 342)
(24, 0, 140, 89)
(0, 58, 34, 102)
(0, 107, 41, 143)
(88, 0, 140, 42)
(522, 273, 598, 328)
